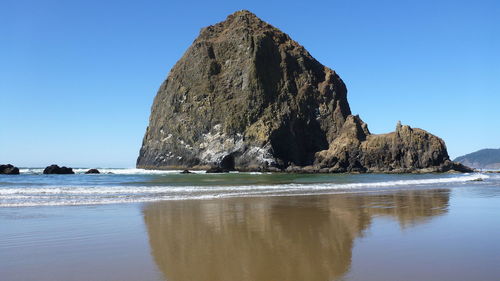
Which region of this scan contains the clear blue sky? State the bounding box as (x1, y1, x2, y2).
(1, 0, 498, 167)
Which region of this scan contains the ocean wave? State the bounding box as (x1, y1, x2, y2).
(0, 173, 489, 195)
(0, 173, 490, 207)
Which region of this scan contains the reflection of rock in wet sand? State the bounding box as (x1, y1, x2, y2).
(143, 189, 449, 281)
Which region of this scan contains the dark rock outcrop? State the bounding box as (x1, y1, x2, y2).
(43, 165, 75, 174)
(137, 10, 469, 173)
(85, 169, 100, 174)
(206, 155, 235, 173)
(206, 167, 226, 173)
(0, 164, 20, 175)
(315, 119, 473, 173)
(180, 169, 192, 174)
(219, 154, 235, 171)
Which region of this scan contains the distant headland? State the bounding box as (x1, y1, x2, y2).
(455, 148, 500, 170)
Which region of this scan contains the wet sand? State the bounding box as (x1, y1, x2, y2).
(1, 184, 500, 281)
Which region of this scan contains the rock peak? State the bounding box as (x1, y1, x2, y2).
(225, 10, 265, 25)
(229, 9, 259, 19)
(199, 10, 278, 40)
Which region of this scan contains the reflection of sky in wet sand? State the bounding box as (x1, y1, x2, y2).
(142, 189, 450, 281)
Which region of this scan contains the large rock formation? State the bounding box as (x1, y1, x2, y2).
(315, 119, 470, 173)
(137, 10, 470, 173)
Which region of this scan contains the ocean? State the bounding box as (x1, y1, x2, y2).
(0, 168, 494, 207)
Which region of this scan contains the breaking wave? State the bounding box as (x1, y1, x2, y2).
(0, 173, 490, 207)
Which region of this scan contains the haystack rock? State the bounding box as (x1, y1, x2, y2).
(137, 10, 471, 173)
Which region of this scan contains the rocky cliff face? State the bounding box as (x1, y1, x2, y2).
(315, 119, 468, 173)
(137, 10, 470, 173)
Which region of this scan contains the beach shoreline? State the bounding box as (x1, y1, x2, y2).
(1, 179, 500, 281)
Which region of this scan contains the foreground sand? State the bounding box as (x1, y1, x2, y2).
(1, 184, 500, 281)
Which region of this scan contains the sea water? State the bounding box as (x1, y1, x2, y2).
(0, 168, 494, 207)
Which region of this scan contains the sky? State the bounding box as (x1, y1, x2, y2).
(1, 0, 498, 168)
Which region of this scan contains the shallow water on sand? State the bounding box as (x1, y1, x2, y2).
(1, 172, 499, 280)
(0, 169, 492, 206)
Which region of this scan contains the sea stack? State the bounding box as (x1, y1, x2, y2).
(0, 164, 20, 175)
(43, 165, 75, 174)
(137, 10, 470, 173)
(85, 169, 100, 174)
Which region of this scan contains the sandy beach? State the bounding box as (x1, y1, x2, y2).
(2, 177, 499, 281)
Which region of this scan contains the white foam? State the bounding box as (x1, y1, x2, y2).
(18, 168, 44, 174)
(0, 173, 491, 207)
